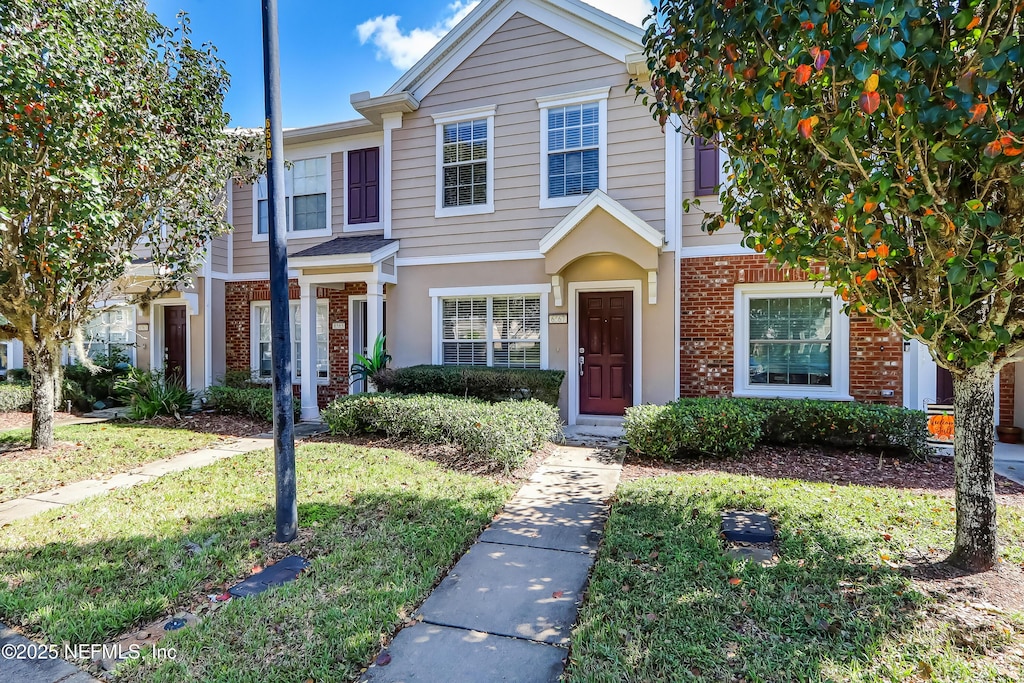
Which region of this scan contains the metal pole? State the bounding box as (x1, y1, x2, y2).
(261, 0, 297, 543)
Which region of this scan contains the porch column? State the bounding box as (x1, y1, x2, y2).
(366, 281, 385, 392)
(299, 280, 319, 421)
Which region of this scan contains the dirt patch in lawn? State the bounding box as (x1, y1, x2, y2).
(0, 411, 78, 433)
(621, 444, 1024, 507)
(306, 433, 552, 485)
(126, 412, 272, 438)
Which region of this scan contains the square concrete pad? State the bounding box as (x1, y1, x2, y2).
(721, 511, 775, 543)
(479, 500, 607, 553)
(416, 543, 592, 644)
(360, 623, 565, 683)
(1, 623, 96, 682)
(514, 466, 618, 505)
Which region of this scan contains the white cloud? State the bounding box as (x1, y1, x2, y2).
(580, 0, 653, 26)
(357, 1, 480, 70)
(356, 0, 654, 71)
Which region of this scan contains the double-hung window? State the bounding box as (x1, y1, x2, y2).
(734, 284, 851, 400)
(255, 156, 330, 238)
(433, 105, 495, 217)
(538, 88, 608, 209)
(439, 295, 542, 368)
(253, 301, 329, 383)
(82, 307, 135, 363)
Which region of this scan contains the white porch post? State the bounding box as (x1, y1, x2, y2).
(299, 280, 319, 420)
(366, 281, 385, 391)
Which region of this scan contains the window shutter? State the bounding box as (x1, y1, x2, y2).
(694, 137, 720, 195)
(348, 148, 380, 224)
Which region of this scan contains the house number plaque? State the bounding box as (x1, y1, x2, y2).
(548, 314, 568, 324)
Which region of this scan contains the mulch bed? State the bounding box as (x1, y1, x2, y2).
(0, 411, 78, 433)
(127, 412, 273, 438)
(621, 444, 1024, 507)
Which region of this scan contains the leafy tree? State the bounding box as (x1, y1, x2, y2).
(638, 0, 1023, 570)
(0, 0, 257, 448)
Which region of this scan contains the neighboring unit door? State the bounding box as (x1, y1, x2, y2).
(350, 299, 387, 394)
(936, 366, 954, 404)
(164, 305, 187, 386)
(579, 291, 633, 415)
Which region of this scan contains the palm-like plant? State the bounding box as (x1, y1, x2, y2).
(350, 333, 391, 390)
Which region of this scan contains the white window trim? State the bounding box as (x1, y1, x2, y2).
(250, 300, 330, 385)
(252, 154, 333, 243)
(429, 284, 550, 369)
(433, 105, 496, 218)
(733, 282, 852, 401)
(342, 148, 383, 233)
(538, 87, 609, 210)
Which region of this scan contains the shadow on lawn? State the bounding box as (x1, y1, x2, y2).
(0, 488, 498, 662)
(570, 488, 935, 682)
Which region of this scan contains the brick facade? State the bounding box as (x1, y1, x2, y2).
(679, 255, 903, 405)
(1000, 365, 1015, 426)
(225, 279, 369, 408)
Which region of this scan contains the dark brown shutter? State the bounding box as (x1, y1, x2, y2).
(694, 137, 720, 195)
(348, 147, 380, 224)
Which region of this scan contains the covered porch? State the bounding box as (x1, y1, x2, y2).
(290, 236, 398, 420)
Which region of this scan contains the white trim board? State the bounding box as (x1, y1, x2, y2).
(395, 250, 543, 267)
(567, 279, 643, 426)
(678, 243, 756, 258)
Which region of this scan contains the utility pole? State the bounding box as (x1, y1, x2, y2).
(261, 0, 297, 543)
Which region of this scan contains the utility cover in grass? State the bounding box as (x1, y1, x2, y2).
(721, 511, 775, 543)
(229, 555, 310, 598)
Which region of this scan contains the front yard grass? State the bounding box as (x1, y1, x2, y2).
(568, 473, 1024, 682)
(0, 423, 223, 503)
(0, 442, 513, 681)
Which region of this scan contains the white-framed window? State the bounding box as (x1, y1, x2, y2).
(251, 301, 329, 384)
(538, 88, 609, 209)
(438, 295, 543, 368)
(0, 340, 9, 375)
(733, 283, 851, 400)
(82, 307, 136, 364)
(433, 105, 495, 218)
(253, 156, 331, 240)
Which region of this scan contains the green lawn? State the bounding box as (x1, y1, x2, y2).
(0, 423, 223, 503)
(567, 473, 1024, 683)
(0, 442, 513, 681)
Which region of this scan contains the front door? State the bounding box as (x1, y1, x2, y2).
(579, 291, 633, 415)
(936, 366, 954, 404)
(163, 305, 187, 386)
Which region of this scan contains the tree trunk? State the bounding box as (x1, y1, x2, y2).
(27, 346, 58, 450)
(948, 363, 998, 571)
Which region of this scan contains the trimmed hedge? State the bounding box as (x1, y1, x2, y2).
(371, 365, 565, 406)
(0, 383, 32, 412)
(322, 393, 561, 471)
(625, 397, 931, 460)
(206, 385, 299, 422)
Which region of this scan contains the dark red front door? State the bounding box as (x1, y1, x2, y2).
(164, 305, 187, 385)
(936, 366, 954, 404)
(579, 291, 633, 415)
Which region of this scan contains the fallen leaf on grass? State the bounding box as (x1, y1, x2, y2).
(728, 578, 742, 586)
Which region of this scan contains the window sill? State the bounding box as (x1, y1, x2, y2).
(344, 221, 383, 233)
(435, 203, 494, 219)
(251, 227, 334, 243)
(732, 389, 854, 402)
(540, 195, 588, 210)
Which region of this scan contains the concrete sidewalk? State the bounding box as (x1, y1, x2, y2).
(0, 422, 328, 526)
(361, 445, 622, 683)
(995, 441, 1024, 486)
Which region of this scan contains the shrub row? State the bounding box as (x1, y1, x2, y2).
(0, 383, 32, 412)
(371, 365, 565, 407)
(625, 397, 931, 460)
(206, 385, 298, 422)
(322, 393, 561, 471)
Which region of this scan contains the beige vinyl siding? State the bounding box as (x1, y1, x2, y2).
(211, 234, 229, 272)
(680, 136, 743, 247)
(391, 12, 665, 257)
(331, 152, 345, 230)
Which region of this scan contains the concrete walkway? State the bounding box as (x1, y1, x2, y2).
(361, 445, 622, 683)
(995, 441, 1024, 486)
(0, 422, 328, 525)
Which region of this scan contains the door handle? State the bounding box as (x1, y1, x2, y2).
(578, 354, 585, 377)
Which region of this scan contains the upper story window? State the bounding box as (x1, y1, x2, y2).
(537, 87, 609, 209)
(432, 105, 496, 218)
(255, 156, 330, 239)
(347, 147, 380, 228)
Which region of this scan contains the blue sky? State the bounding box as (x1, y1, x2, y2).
(146, 0, 651, 129)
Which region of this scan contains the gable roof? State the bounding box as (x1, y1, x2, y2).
(383, 0, 644, 102)
(539, 189, 664, 254)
